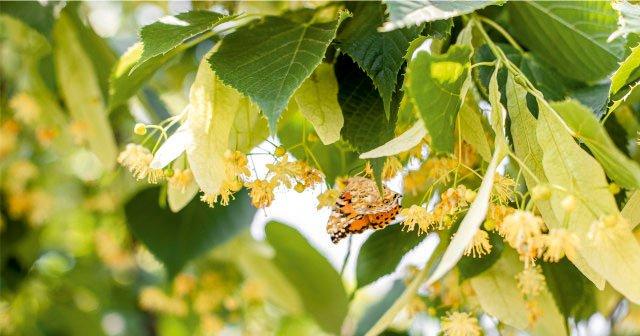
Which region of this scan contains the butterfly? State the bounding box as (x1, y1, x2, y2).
(326, 176, 402, 244)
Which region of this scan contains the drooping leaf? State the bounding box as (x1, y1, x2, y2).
(135, 11, 230, 69)
(356, 224, 425, 288)
(423, 145, 505, 287)
(337, 2, 421, 116)
(553, 99, 640, 189)
(337, 55, 400, 153)
(470, 249, 567, 335)
(124, 188, 255, 277)
(458, 95, 493, 162)
(381, 0, 498, 32)
(186, 49, 259, 195)
(53, 11, 118, 171)
(541, 259, 597, 320)
(293, 63, 343, 145)
(265, 222, 349, 335)
(622, 191, 640, 229)
(355, 280, 406, 336)
(407, 45, 472, 153)
(209, 9, 349, 131)
(457, 230, 504, 280)
(487, 64, 507, 145)
(537, 98, 640, 303)
(359, 120, 426, 159)
(508, 1, 624, 82)
(505, 74, 606, 288)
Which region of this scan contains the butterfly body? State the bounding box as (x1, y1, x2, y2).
(326, 177, 401, 243)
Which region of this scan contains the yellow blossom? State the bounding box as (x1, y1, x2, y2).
(241, 280, 264, 303)
(364, 161, 374, 177)
(464, 229, 492, 258)
(173, 274, 197, 297)
(0, 120, 20, 159)
(169, 168, 193, 193)
(382, 156, 403, 180)
(541, 228, 579, 262)
(492, 174, 516, 203)
(406, 297, 427, 317)
(9, 92, 40, 125)
(499, 210, 545, 252)
(423, 157, 458, 182)
(485, 204, 514, 231)
(317, 189, 340, 209)
(117, 144, 164, 183)
(526, 299, 542, 326)
(200, 314, 224, 335)
(441, 311, 481, 336)
(68, 120, 88, 145)
(217, 180, 236, 206)
(516, 265, 546, 297)
(4, 160, 38, 193)
(454, 141, 478, 168)
(139, 287, 188, 316)
(403, 169, 428, 196)
(35, 127, 58, 147)
(246, 179, 275, 208)
(432, 185, 470, 229)
(401, 205, 432, 234)
(266, 154, 298, 188)
(292, 160, 323, 187)
(223, 149, 251, 178)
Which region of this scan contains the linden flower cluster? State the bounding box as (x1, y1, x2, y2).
(201, 150, 250, 207)
(401, 185, 474, 235)
(440, 311, 481, 336)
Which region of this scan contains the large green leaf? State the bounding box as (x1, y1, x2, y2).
(356, 224, 425, 289)
(337, 55, 400, 153)
(337, 2, 421, 116)
(135, 11, 229, 68)
(553, 99, 640, 189)
(265, 222, 349, 335)
(407, 45, 471, 153)
(359, 120, 427, 159)
(610, 44, 640, 96)
(541, 259, 597, 320)
(381, 0, 498, 32)
(505, 75, 606, 288)
(508, 1, 624, 82)
(124, 188, 255, 277)
(53, 11, 118, 171)
(293, 63, 343, 145)
(537, 99, 640, 303)
(209, 9, 349, 131)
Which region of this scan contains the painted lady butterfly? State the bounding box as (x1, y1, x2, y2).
(326, 176, 402, 243)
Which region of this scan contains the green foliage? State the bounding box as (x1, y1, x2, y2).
(337, 2, 421, 117)
(508, 1, 624, 82)
(356, 224, 424, 288)
(541, 259, 597, 320)
(124, 188, 255, 277)
(355, 280, 405, 336)
(457, 230, 504, 280)
(265, 222, 349, 334)
(407, 45, 471, 153)
(209, 9, 349, 131)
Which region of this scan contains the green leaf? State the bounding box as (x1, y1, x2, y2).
(186, 48, 260, 195)
(124, 188, 255, 277)
(135, 11, 229, 69)
(470, 249, 567, 335)
(505, 74, 606, 288)
(359, 120, 426, 159)
(337, 2, 421, 117)
(0, 0, 55, 38)
(458, 230, 504, 280)
(541, 259, 597, 320)
(276, 316, 327, 336)
(209, 9, 349, 131)
(610, 44, 640, 96)
(570, 83, 610, 118)
(265, 221, 349, 334)
(293, 63, 343, 145)
(458, 96, 493, 162)
(355, 280, 405, 336)
(381, 0, 498, 32)
(424, 145, 505, 287)
(53, 11, 118, 171)
(537, 98, 640, 303)
(407, 45, 471, 153)
(337, 55, 400, 153)
(356, 224, 425, 288)
(553, 99, 640, 188)
(622, 191, 640, 229)
(508, 1, 624, 82)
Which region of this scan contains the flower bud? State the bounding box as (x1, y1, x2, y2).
(531, 185, 551, 201)
(561, 195, 577, 212)
(133, 123, 147, 135)
(608, 183, 620, 195)
(274, 146, 286, 157)
(464, 189, 477, 203)
(294, 182, 305, 193)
